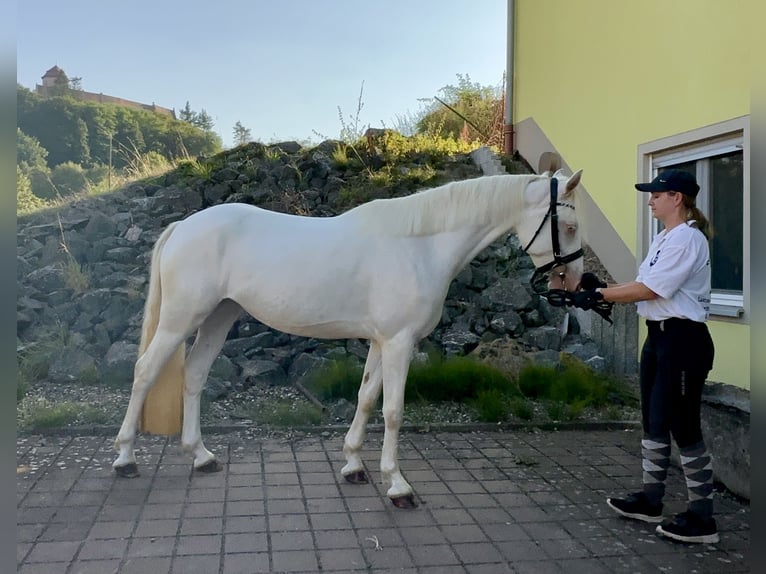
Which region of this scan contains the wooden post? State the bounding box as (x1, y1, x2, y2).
(139, 347, 184, 435)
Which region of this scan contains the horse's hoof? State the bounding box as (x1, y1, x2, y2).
(391, 494, 418, 509)
(195, 459, 223, 473)
(343, 470, 369, 484)
(114, 463, 140, 478)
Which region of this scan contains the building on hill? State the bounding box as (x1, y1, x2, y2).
(35, 65, 176, 119)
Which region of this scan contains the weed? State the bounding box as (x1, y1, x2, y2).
(120, 145, 174, 181)
(601, 404, 625, 421)
(403, 164, 437, 185)
(545, 401, 566, 421)
(247, 400, 325, 427)
(18, 398, 108, 430)
(337, 81, 368, 143)
(331, 143, 350, 168)
(176, 158, 214, 179)
(17, 326, 70, 383)
(337, 183, 372, 208)
(473, 388, 509, 422)
(368, 168, 393, 187)
(265, 147, 283, 162)
(17, 379, 29, 402)
(77, 364, 100, 386)
(509, 397, 534, 420)
(61, 258, 90, 293)
(57, 215, 90, 293)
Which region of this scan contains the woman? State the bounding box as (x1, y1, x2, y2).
(573, 169, 718, 544)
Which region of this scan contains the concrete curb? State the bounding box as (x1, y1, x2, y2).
(19, 420, 643, 437)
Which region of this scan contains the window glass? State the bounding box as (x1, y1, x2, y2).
(709, 151, 743, 292)
(654, 151, 743, 296)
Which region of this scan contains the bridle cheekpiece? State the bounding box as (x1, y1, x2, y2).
(523, 176, 583, 302)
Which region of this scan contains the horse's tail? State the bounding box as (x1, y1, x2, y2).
(139, 221, 181, 356)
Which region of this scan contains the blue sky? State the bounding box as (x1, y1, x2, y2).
(17, 0, 508, 148)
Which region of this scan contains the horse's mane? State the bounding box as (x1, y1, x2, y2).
(346, 174, 543, 236)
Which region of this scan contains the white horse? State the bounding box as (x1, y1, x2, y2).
(113, 169, 584, 508)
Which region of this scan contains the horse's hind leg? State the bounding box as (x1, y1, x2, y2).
(341, 341, 382, 484)
(182, 299, 242, 472)
(113, 328, 189, 476)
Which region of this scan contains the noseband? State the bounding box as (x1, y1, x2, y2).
(522, 176, 583, 304)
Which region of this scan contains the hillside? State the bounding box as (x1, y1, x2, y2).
(16, 137, 610, 427)
(16, 85, 221, 170)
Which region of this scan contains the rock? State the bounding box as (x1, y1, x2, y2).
(47, 347, 98, 384)
(103, 341, 139, 385)
(240, 360, 287, 387)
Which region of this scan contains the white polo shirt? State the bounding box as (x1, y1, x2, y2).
(635, 221, 711, 322)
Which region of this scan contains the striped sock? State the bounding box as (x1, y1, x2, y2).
(680, 441, 714, 518)
(642, 435, 670, 506)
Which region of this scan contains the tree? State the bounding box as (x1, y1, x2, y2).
(415, 73, 504, 148)
(179, 101, 197, 124)
(17, 166, 47, 214)
(17, 85, 222, 168)
(233, 121, 252, 146)
(17, 128, 49, 172)
(193, 109, 215, 132)
(70, 77, 83, 91)
(49, 69, 71, 97)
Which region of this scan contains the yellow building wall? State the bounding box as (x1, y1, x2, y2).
(513, 0, 753, 389)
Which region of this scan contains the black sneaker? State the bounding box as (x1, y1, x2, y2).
(606, 492, 663, 523)
(656, 511, 719, 544)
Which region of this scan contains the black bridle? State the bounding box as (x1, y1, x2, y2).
(522, 176, 583, 302)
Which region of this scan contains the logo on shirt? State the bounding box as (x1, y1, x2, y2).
(649, 250, 661, 267)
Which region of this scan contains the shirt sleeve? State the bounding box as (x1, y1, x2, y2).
(639, 242, 697, 299)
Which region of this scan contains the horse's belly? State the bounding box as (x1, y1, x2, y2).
(264, 319, 371, 340)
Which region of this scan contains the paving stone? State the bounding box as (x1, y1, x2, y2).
(15, 430, 751, 573)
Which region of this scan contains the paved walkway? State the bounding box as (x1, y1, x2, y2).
(17, 428, 750, 573)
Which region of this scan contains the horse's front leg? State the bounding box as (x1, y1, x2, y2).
(380, 334, 416, 508)
(342, 341, 382, 484)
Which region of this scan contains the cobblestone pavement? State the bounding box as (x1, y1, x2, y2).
(17, 428, 750, 573)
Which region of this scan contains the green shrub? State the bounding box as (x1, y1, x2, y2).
(518, 364, 556, 399)
(305, 352, 517, 408)
(406, 353, 517, 403)
(305, 356, 364, 402)
(50, 161, 89, 197)
(518, 355, 634, 411)
(17, 167, 48, 215)
(27, 166, 57, 200)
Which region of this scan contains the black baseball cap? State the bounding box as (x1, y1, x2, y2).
(635, 169, 700, 197)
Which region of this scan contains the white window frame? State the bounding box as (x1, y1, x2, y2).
(636, 116, 750, 323)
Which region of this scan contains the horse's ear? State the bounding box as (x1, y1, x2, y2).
(564, 169, 583, 196)
(538, 151, 560, 174)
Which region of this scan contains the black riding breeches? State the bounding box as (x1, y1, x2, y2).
(639, 318, 714, 448)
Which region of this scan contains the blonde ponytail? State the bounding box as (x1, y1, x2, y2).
(684, 197, 712, 240)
